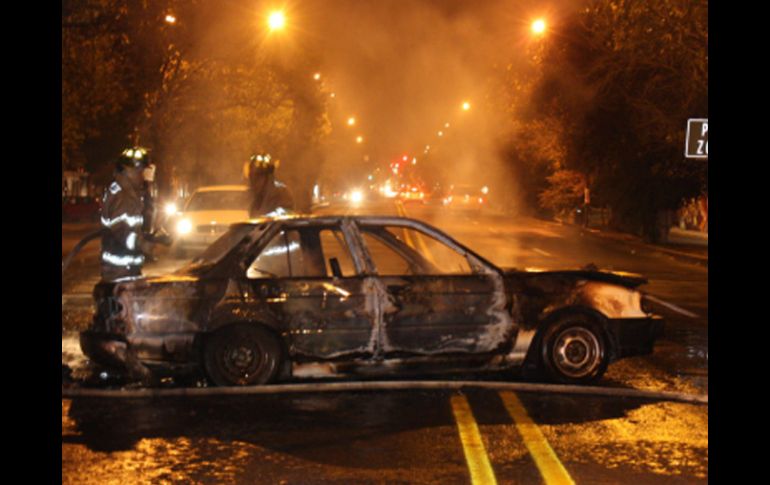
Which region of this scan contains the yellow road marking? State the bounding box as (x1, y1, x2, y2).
(499, 391, 575, 485)
(532, 247, 552, 257)
(450, 394, 498, 485)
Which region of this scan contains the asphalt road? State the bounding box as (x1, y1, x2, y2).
(61, 199, 708, 484)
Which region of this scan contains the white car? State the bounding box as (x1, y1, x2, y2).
(172, 185, 251, 257)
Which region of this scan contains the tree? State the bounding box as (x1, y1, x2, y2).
(531, 0, 708, 241)
(62, 0, 331, 204)
(539, 169, 586, 217)
(62, 0, 132, 170)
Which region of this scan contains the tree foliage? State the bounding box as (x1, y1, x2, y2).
(62, 0, 330, 204)
(539, 169, 586, 215)
(62, 0, 132, 169)
(530, 0, 707, 240)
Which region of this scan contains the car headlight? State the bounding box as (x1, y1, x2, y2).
(350, 190, 364, 203)
(176, 218, 192, 235)
(164, 202, 178, 216)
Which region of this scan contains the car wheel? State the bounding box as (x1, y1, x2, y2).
(203, 324, 282, 386)
(541, 314, 608, 385)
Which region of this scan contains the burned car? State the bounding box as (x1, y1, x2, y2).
(80, 215, 663, 386)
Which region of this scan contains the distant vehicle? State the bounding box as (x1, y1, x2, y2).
(399, 185, 427, 204)
(62, 196, 101, 222)
(170, 185, 251, 258)
(81, 215, 663, 387)
(443, 184, 487, 211)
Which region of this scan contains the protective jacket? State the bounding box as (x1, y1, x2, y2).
(248, 173, 295, 218)
(100, 172, 150, 281)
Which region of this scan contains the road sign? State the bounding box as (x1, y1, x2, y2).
(685, 118, 708, 159)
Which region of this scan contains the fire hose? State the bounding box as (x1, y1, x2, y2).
(62, 229, 173, 275)
(61, 380, 708, 405)
(61, 228, 105, 276)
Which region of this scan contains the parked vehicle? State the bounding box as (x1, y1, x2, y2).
(442, 184, 487, 211)
(62, 196, 101, 222)
(169, 185, 251, 258)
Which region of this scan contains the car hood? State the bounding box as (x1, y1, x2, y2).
(502, 267, 647, 288)
(179, 210, 250, 226)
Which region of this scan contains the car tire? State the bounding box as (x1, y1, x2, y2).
(540, 314, 608, 385)
(203, 324, 282, 386)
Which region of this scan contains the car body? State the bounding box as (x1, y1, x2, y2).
(442, 184, 487, 210)
(62, 196, 101, 222)
(170, 185, 251, 257)
(81, 215, 663, 386)
(399, 185, 428, 204)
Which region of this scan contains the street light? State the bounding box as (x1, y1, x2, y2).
(267, 10, 286, 31)
(164, 14, 177, 24)
(356, 135, 364, 144)
(462, 101, 471, 111)
(347, 117, 356, 126)
(531, 18, 547, 35)
(313, 72, 321, 81)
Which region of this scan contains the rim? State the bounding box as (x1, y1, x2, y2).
(552, 326, 603, 378)
(220, 339, 264, 384)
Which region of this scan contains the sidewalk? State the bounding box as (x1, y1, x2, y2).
(582, 225, 708, 266)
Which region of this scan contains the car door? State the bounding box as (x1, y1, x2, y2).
(356, 221, 513, 356)
(245, 223, 374, 359)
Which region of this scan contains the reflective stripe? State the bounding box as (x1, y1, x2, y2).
(126, 232, 137, 250)
(101, 213, 143, 228)
(102, 251, 144, 267)
(109, 182, 122, 194)
(264, 207, 288, 217)
(112, 276, 143, 282)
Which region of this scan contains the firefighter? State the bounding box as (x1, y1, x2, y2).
(100, 147, 168, 282)
(244, 152, 295, 218)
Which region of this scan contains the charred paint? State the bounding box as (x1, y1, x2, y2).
(81, 216, 660, 383)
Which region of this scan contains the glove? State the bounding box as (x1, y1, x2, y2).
(143, 163, 156, 183)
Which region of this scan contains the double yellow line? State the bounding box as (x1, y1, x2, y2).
(395, 201, 573, 484)
(451, 393, 575, 485)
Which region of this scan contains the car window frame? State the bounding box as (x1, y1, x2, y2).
(357, 227, 436, 276)
(241, 220, 367, 280)
(354, 218, 499, 277)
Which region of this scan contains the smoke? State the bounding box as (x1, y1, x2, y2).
(304, 0, 582, 208)
(152, 0, 585, 208)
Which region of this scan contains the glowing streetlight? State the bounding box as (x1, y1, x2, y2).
(462, 101, 471, 111)
(347, 117, 356, 126)
(313, 72, 321, 81)
(531, 18, 547, 35)
(267, 10, 286, 31)
(438, 131, 444, 137)
(356, 135, 364, 144)
(164, 14, 177, 24)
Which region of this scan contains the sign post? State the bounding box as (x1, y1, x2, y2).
(685, 118, 708, 159)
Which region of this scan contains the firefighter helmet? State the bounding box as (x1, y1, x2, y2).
(250, 153, 276, 173)
(117, 147, 150, 169)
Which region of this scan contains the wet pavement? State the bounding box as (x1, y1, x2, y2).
(62, 389, 706, 484)
(62, 200, 708, 483)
